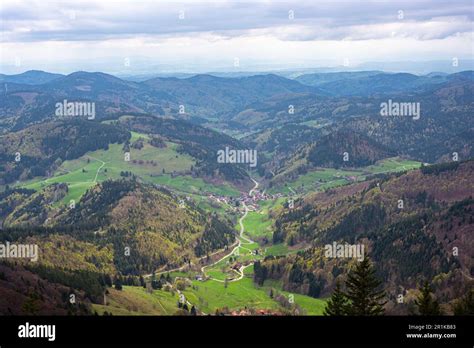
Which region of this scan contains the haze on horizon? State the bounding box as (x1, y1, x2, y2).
(1, 0, 473, 75)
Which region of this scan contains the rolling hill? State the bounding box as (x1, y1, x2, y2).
(1, 178, 236, 275)
(0, 120, 130, 185)
(262, 160, 474, 313)
(0, 70, 64, 85)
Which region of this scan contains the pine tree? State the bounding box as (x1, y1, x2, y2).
(345, 257, 386, 315)
(190, 305, 197, 316)
(323, 282, 349, 316)
(114, 275, 123, 291)
(415, 282, 442, 315)
(104, 274, 112, 287)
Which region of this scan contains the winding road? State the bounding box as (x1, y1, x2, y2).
(89, 156, 106, 183)
(144, 178, 260, 284)
(144, 239, 239, 278)
(144, 178, 260, 313)
(201, 178, 259, 282)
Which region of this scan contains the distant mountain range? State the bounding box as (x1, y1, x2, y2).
(1, 69, 473, 166)
(2, 69, 472, 126)
(0, 70, 64, 85)
(2, 58, 473, 76)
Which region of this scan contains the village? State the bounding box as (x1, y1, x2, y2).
(187, 183, 282, 284)
(207, 188, 283, 212)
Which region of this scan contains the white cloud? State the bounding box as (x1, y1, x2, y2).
(0, 0, 473, 73)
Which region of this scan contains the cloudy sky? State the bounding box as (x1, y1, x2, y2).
(1, 0, 473, 74)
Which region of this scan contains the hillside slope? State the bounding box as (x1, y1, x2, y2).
(260, 161, 473, 311)
(1, 179, 236, 275)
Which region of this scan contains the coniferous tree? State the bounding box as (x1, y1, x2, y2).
(114, 275, 123, 291)
(324, 282, 349, 316)
(190, 305, 197, 316)
(345, 257, 386, 315)
(104, 274, 112, 287)
(415, 282, 442, 315)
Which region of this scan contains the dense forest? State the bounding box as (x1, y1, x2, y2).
(257, 161, 474, 309)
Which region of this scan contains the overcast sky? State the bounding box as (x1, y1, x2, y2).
(1, 0, 473, 74)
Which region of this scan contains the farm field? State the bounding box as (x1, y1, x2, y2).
(182, 277, 326, 315)
(241, 198, 285, 240)
(190, 184, 328, 315)
(202, 239, 260, 282)
(19, 131, 240, 205)
(264, 243, 305, 256)
(203, 198, 285, 282)
(364, 157, 421, 174)
(269, 157, 421, 195)
(240, 211, 272, 240)
(148, 174, 240, 197)
(92, 286, 180, 315)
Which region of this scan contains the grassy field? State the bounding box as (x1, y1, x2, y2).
(183, 277, 280, 313)
(91, 275, 326, 315)
(148, 174, 240, 197)
(269, 167, 360, 195)
(240, 211, 272, 239)
(20, 131, 240, 204)
(364, 157, 421, 174)
(204, 201, 273, 282)
(240, 198, 285, 240)
(90, 141, 194, 181)
(203, 236, 261, 282)
(203, 237, 260, 281)
(203, 196, 290, 281)
(270, 157, 421, 195)
(299, 119, 333, 129)
(202, 196, 294, 285)
(89, 277, 325, 316)
(265, 243, 289, 256)
(92, 286, 180, 315)
(182, 276, 326, 315)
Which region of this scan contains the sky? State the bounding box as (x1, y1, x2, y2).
(1, 0, 473, 74)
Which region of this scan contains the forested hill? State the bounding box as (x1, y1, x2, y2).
(0, 120, 130, 185)
(260, 160, 473, 310)
(116, 115, 262, 185)
(0, 178, 236, 275)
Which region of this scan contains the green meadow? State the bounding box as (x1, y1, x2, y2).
(20, 131, 240, 204)
(182, 277, 326, 315)
(270, 157, 421, 195)
(148, 174, 240, 197)
(364, 157, 421, 174)
(242, 211, 273, 240)
(92, 286, 180, 315)
(265, 243, 289, 256)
